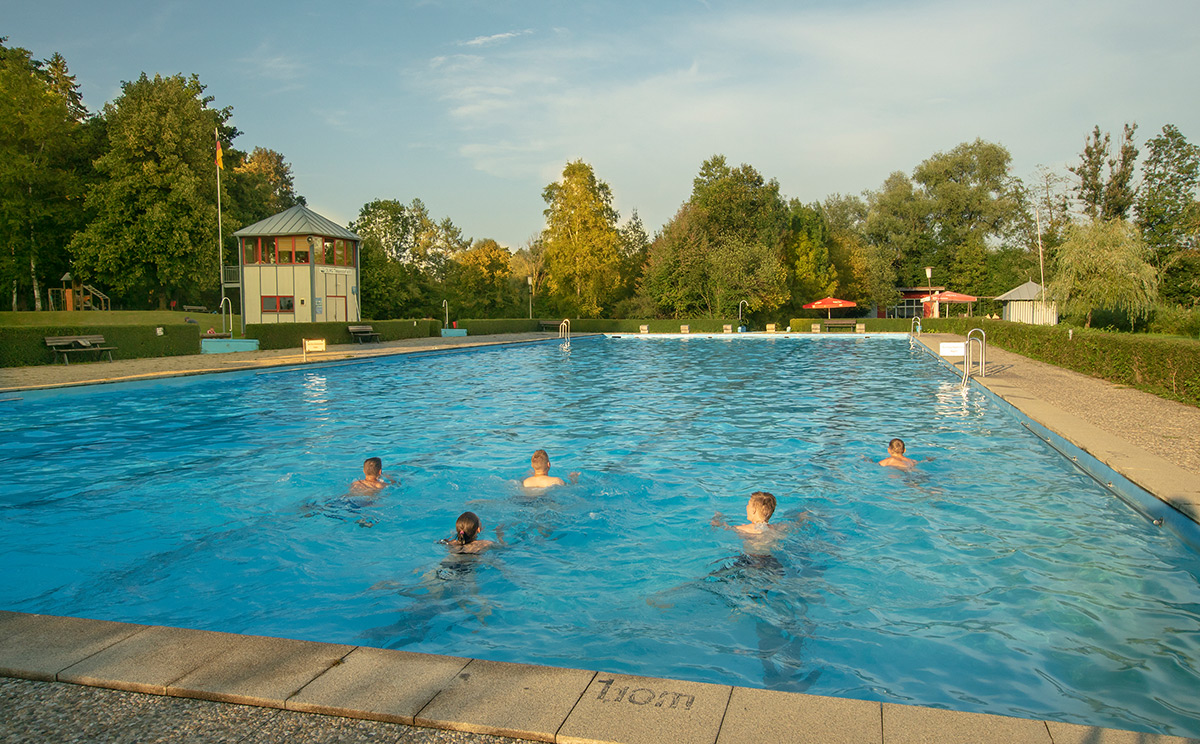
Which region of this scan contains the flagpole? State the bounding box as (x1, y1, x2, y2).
(215, 128, 225, 311)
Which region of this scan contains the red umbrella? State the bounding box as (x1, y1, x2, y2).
(921, 291, 977, 303)
(803, 296, 857, 319)
(921, 290, 978, 317)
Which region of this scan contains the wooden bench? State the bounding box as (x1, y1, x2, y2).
(348, 325, 381, 343)
(183, 305, 208, 313)
(821, 318, 865, 333)
(45, 335, 117, 365)
(539, 320, 560, 332)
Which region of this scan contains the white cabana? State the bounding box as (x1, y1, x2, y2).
(995, 281, 1058, 325)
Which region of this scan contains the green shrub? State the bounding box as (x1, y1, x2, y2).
(458, 319, 542, 335)
(568, 318, 741, 333)
(245, 319, 440, 349)
(1146, 305, 1200, 338)
(0, 324, 201, 368)
(925, 318, 1200, 407)
(789, 317, 913, 332)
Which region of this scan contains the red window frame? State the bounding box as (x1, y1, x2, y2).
(261, 295, 295, 313)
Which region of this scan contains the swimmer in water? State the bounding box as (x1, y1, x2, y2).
(443, 511, 495, 554)
(712, 491, 784, 537)
(351, 457, 395, 492)
(522, 449, 577, 488)
(878, 438, 917, 470)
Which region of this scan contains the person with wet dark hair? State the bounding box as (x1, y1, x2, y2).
(447, 511, 494, 554)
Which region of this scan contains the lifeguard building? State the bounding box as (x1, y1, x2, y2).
(231, 205, 362, 324)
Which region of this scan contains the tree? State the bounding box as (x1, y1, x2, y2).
(911, 139, 1023, 296)
(1069, 124, 1139, 221)
(0, 41, 92, 311)
(234, 146, 304, 216)
(353, 198, 424, 319)
(69, 73, 230, 308)
(1135, 124, 1200, 305)
(864, 171, 929, 288)
(1050, 219, 1157, 328)
(541, 160, 623, 317)
(637, 203, 787, 319)
(689, 155, 790, 251)
(784, 201, 838, 305)
(447, 239, 517, 317)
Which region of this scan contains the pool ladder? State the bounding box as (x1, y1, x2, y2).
(559, 319, 571, 350)
(961, 328, 986, 388)
(908, 317, 922, 348)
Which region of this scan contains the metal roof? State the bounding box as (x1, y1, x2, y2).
(995, 280, 1046, 302)
(233, 205, 360, 241)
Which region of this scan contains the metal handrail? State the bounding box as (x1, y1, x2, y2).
(909, 316, 922, 348)
(219, 297, 233, 335)
(559, 319, 571, 349)
(962, 328, 987, 387)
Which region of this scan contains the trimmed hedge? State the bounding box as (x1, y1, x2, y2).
(789, 317, 915, 332)
(458, 319, 542, 335)
(0, 324, 201, 368)
(569, 318, 740, 333)
(245, 319, 440, 350)
(924, 318, 1200, 408)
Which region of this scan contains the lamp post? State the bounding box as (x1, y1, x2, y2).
(527, 276, 533, 320)
(924, 266, 933, 319)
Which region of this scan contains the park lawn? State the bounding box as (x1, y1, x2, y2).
(0, 310, 243, 334)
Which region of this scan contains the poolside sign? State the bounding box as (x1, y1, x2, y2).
(303, 337, 326, 361)
(939, 342, 966, 357)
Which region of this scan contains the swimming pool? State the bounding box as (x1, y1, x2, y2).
(1, 336, 1198, 737)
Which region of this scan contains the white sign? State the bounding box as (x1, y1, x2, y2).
(940, 342, 965, 357)
(304, 338, 326, 353)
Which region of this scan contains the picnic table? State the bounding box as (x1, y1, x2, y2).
(44, 335, 116, 364)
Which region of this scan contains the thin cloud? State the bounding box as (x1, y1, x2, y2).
(460, 29, 532, 47)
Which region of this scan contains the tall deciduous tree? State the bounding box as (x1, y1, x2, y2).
(1135, 124, 1200, 305)
(0, 40, 92, 311)
(234, 146, 304, 216)
(1069, 124, 1139, 221)
(1050, 219, 1157, 328)
(541, 160, 623, 317)
(70, 73, 230, 308)
(784, 201, 838, 305)
(447, 238, 517, 317)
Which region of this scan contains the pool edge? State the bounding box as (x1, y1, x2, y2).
(3, 610, 1192, 743)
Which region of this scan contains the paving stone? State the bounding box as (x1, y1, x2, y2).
(715, 687, 881, 744)
(557, 672, 731, 744)
(1044, 720, 1200, 744)
(289, 646, 471, 724)
(0, 611, 145, 682)
(167, 633, 353, 708)
(415, 659, 595, 742)
(881, 702, 1052, 743)
(58, 624, 245, 695)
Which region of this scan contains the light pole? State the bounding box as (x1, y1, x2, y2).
(924, 266, 934, 319)
(527, 276, 533, 319)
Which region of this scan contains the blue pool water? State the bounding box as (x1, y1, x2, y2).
(1, 336, 1198, 736)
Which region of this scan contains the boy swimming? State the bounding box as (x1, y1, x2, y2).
(878, 438, 917, 470)
(522, 449, 572, 488)
(711, 491, 783, 536)
(351, 457, 395, 491)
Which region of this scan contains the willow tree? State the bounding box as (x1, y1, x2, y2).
(541, 160, 622, 317)
(1050, 219, 1157, 328)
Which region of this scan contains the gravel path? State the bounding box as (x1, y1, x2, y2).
(0, 677, 523, 744)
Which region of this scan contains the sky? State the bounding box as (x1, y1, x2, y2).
(7, 0, 1200, 249)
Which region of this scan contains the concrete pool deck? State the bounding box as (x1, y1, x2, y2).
(1, 330, 1199, 743)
